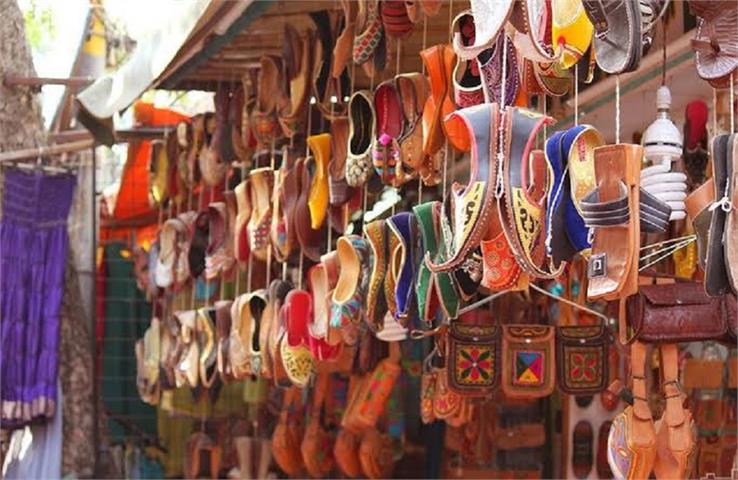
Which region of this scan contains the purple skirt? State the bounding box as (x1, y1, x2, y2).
(1, 170, 75, 428)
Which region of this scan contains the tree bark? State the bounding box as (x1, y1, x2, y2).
(0, 0, 46, 153)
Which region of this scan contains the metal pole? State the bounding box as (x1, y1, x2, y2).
(90, 145, 99, 476)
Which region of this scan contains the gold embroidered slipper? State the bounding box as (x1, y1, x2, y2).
(426, 103, 500, 274)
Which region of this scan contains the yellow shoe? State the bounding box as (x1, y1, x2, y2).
(307, 133, 331, 229)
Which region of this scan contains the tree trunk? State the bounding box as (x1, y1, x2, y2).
(0, 0, 46, 153)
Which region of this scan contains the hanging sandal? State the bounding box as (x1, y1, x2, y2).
(307, 133, 332, 229)
(426, 103, 500, 274)
(452, 0, 514, 60)
(584, 144, 642, 302)
(346, 90, 377, 188)
(395, 72, 428, 185)
(552, 0, 594, 69)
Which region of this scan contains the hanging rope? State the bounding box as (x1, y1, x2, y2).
(615, 75, 621, 144)
(574, 67, 579, 126)
(495, 34, 509, 199)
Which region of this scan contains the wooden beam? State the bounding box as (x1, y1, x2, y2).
(3, 76, 95, 88)
(0, 139, 95, 163)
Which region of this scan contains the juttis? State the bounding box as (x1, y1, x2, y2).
(0, 170, 75, 428)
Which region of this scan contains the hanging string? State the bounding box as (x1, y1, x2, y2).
(713, 87, 718, 136)
(542, 94, 548, 139)
(574, 68, 579, 126)
(327, 99, 335, 252)
(418, 9, 429, 203)
(661, 23, 667, 86)
(730, 73, 735, 133)
(495, 34, 509, 199)
(191, 187, 204, 311)
(205, 182, 215, 307)
(441, 0, 455, 200)
(265, 138, 276, 288)
(615, 75, 621, 144)
(236, 160, 246, 296)
(447, 0, 454, 43)
(392, 38, 402, 216)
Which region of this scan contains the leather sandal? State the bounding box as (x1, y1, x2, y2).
(706, 134, 734, 296)
(533, 59, 572, 97)
(268, 279, 294, 386)
(451, 13, 484, 108)
(331, 235, 370, 333)
(214, 300, 233, 383)
(572, 420, 594, 478)
(372, 79, 404, 186)
(386, 212, 419, 321)
(552, 0, 594, 69)
(426, 103, 500, 274)
(510, 0, 559, 63)
(364, 220, 389, 330)
(295, 157, 326, 261)
(725, 135, 738, 293)
(279, 26, 312, 139)
(346, 90, 377, 188)
(691, 3, 738, 84)
(175, 310, 200, 388)
(198, 111, 228, 187)
(251, 55, 285, 147)
(585, 144, 642, 302)
(477, 32, 520, 106)
(380, 0, 414, 38)
(333, 0, 358, 78)
(480, 202, 523, 291)
(353, 0, 384, 67)
(498, 107, 559, 279)
(196, 307, 218, 388)
(271, 147, 295, 262)
(188, 211, 209, 279)
(280, 289, 316, 387)
(415, 201, 460, 320)
(311, 10, 351, 120)
(395, 72, 429, 185)
(247, 167, 274, 262)
(453, 1, 513, 60)
(234, 178, 252, 263)
(205, 202, 235, 280)
(307, 133, 332, 229)
(308, 264, 342, 361)
(563, 124, 605, 255)
(329, 118, 354, 206)
(420, 45, 454, 157)
(583, 0, 643, 74)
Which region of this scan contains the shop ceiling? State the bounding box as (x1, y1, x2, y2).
(156, 0, 463, 91)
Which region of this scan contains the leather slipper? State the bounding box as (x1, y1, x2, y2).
(706, 134, 732, 296)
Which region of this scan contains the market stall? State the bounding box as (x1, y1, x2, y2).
(3, 0, 737, 478)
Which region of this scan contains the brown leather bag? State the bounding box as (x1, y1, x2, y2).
(623, 282, 737, 345)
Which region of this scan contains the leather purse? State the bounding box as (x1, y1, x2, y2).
(501, 324, 555, 399)
(623, 282, 738, 345)
(301, 373, 335, 478)
(272, 387, 304, 477)
(446, 321, 500, 397)
(556, 325, 612, 395)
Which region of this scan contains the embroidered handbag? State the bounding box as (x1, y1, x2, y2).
(556, 324, 611, 394)
(501, 324, 555, 399)
(446, 321, 500, 397)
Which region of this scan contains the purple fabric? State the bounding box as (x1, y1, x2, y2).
(1, 170, 75, 428)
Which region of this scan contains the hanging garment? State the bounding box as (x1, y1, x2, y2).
(2, 380, 63, 479)
(0, 170, 75, 427)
